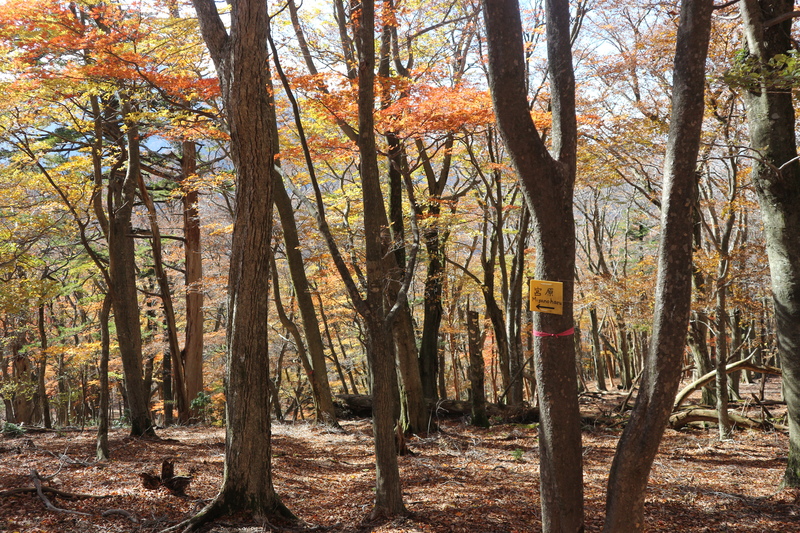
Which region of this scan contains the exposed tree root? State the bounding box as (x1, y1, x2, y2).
(0, 469, 139, 525)
(30, 469, 92, 516)
(162, 492, 297, 533)
(365, 504, 409, 526)
(0, 486, 109, 499)
(102, 508, 139, 523)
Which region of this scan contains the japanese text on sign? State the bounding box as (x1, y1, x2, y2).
(529, 279, 563, 315)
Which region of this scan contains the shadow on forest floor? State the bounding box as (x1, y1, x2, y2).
(0, 386, 797, 532)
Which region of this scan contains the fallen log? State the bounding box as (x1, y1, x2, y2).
(669, 408, 769, 430)
(673, 357, 782, 410)
(334, 394, 539, 424)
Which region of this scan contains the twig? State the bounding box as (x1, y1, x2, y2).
(0, 486, 108, 499)
(750, 393, 774, 419)
(102, 508, 139, 523)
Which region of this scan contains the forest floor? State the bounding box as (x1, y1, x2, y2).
(1, 379, 798, 532)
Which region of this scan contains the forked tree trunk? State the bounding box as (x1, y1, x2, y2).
(109, 103, 153, 438)
(483, 1, 583, 530)
(604, 2, 713, 530)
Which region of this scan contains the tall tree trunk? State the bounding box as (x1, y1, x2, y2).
(505, 207, 530, 406)
(467, 308, 489, 428)
(730, 309, 743, 396)
(392, 309, 428, 434)
(272, 147, 338, 426)
(604, 1, 713, 530)
(483, 1, 583, 530)
(182, 0, 294, 528)
(97, 295, 111, 461)
(182, 140, 204, 422)
(688, 310, 715, 405)
(590, 308, 607, 392)
(715, 269, 732, 439)
(739, 0, 800, 488)
(353, 0, 405, 516)
(36, 305, 51, 429)
(614, 313, 633, 390)
(136, 165, 188, 423)
(108, 101, 153, 438)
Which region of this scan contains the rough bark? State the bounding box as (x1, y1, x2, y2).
(482, 0, 583, 530)
(96, 295, 111, 462)
(467, 309, 489, 428)
(181, 140, 204, 422)
(180, 0, 293, 528)
(353, 0, 406, 516)
(109, 101, 153, 438)
(739, 0, 800, 488)
(603, 2, 713, 531)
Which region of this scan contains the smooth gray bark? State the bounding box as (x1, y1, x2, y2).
(604, 1, 713, 530)
(739, 0, 800, 488)
(482, 0, 583, 530)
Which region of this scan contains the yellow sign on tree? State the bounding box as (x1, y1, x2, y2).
(529, 280, 564, 315)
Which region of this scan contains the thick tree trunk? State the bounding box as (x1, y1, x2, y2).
(603, 2, 713, 530)
(482, 1, 583, 530)
(183, 0, 293, 528)
(739, 0, 800, 488)
(419, 228, 445, 402)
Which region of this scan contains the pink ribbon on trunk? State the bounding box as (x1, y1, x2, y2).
(532, 327, 575, 338)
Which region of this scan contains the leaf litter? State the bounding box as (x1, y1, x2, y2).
(0, 395, 797, 532)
